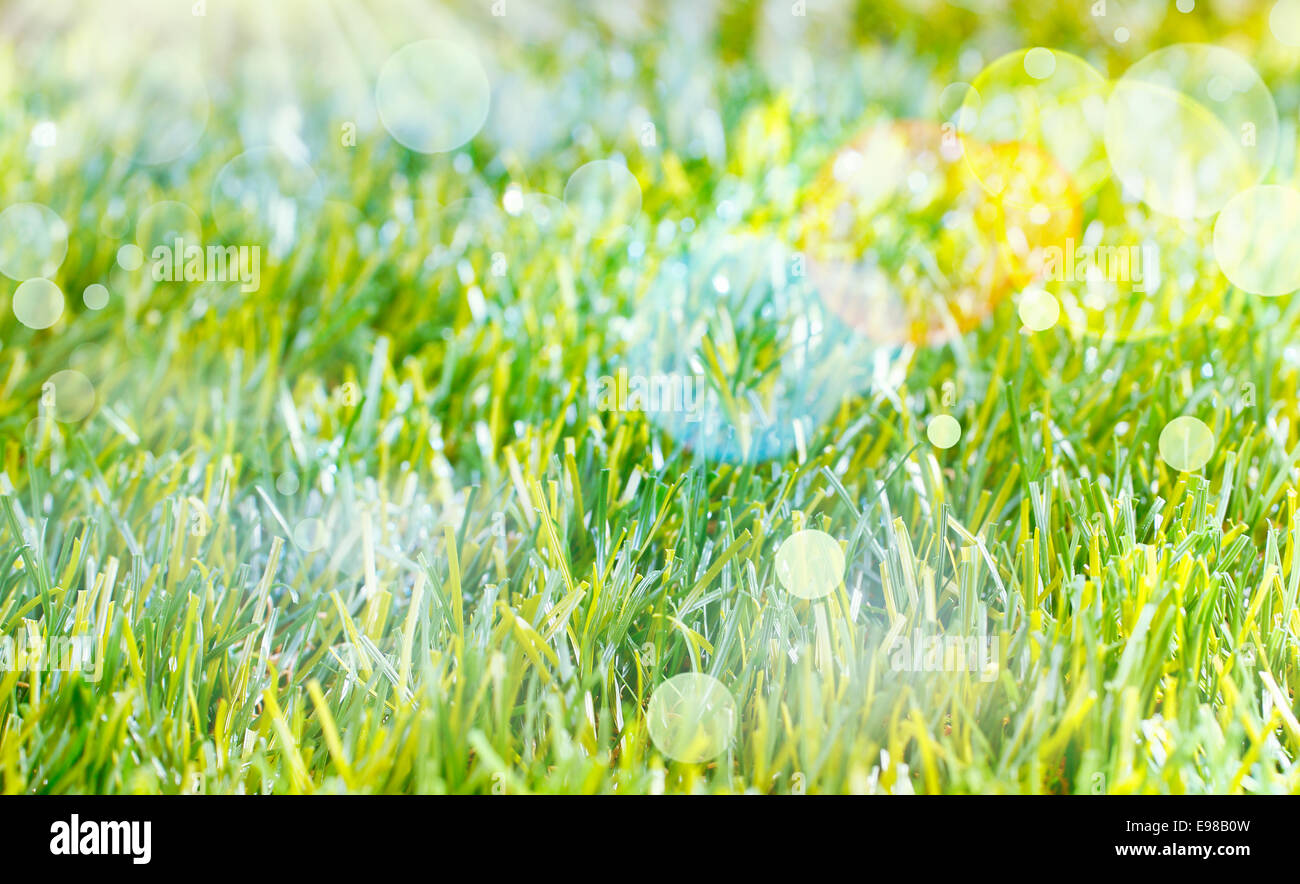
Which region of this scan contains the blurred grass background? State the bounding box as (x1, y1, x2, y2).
(1, 0, 1300, 793)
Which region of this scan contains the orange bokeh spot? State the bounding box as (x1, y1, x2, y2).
(799, 121, 1082, 346)
(968, 139, 1083, 286)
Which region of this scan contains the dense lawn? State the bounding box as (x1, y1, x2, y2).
(2, 0, 1300, 793)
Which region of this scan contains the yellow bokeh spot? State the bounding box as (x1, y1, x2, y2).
(962, 47, 1110, 210)
(1213, 185, 1300, 297)
(13, 277, 63, 329)
(1159, 416, 1214, 473)
(46, 370, 96, 422)
(800, 121, 1007, 346)
(927, 414, 962, 449)
(775, 529, 846, 600)
(1104, 44, 1276, 220)
(646, 673, 736, 764)
(1018, 287, 1060, 331)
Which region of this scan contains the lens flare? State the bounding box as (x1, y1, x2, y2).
(1105, 44, 1277, 220)
(801, 121, 1011, 347)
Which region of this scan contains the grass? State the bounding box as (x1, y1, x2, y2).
(3, 0, 1300, 794)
